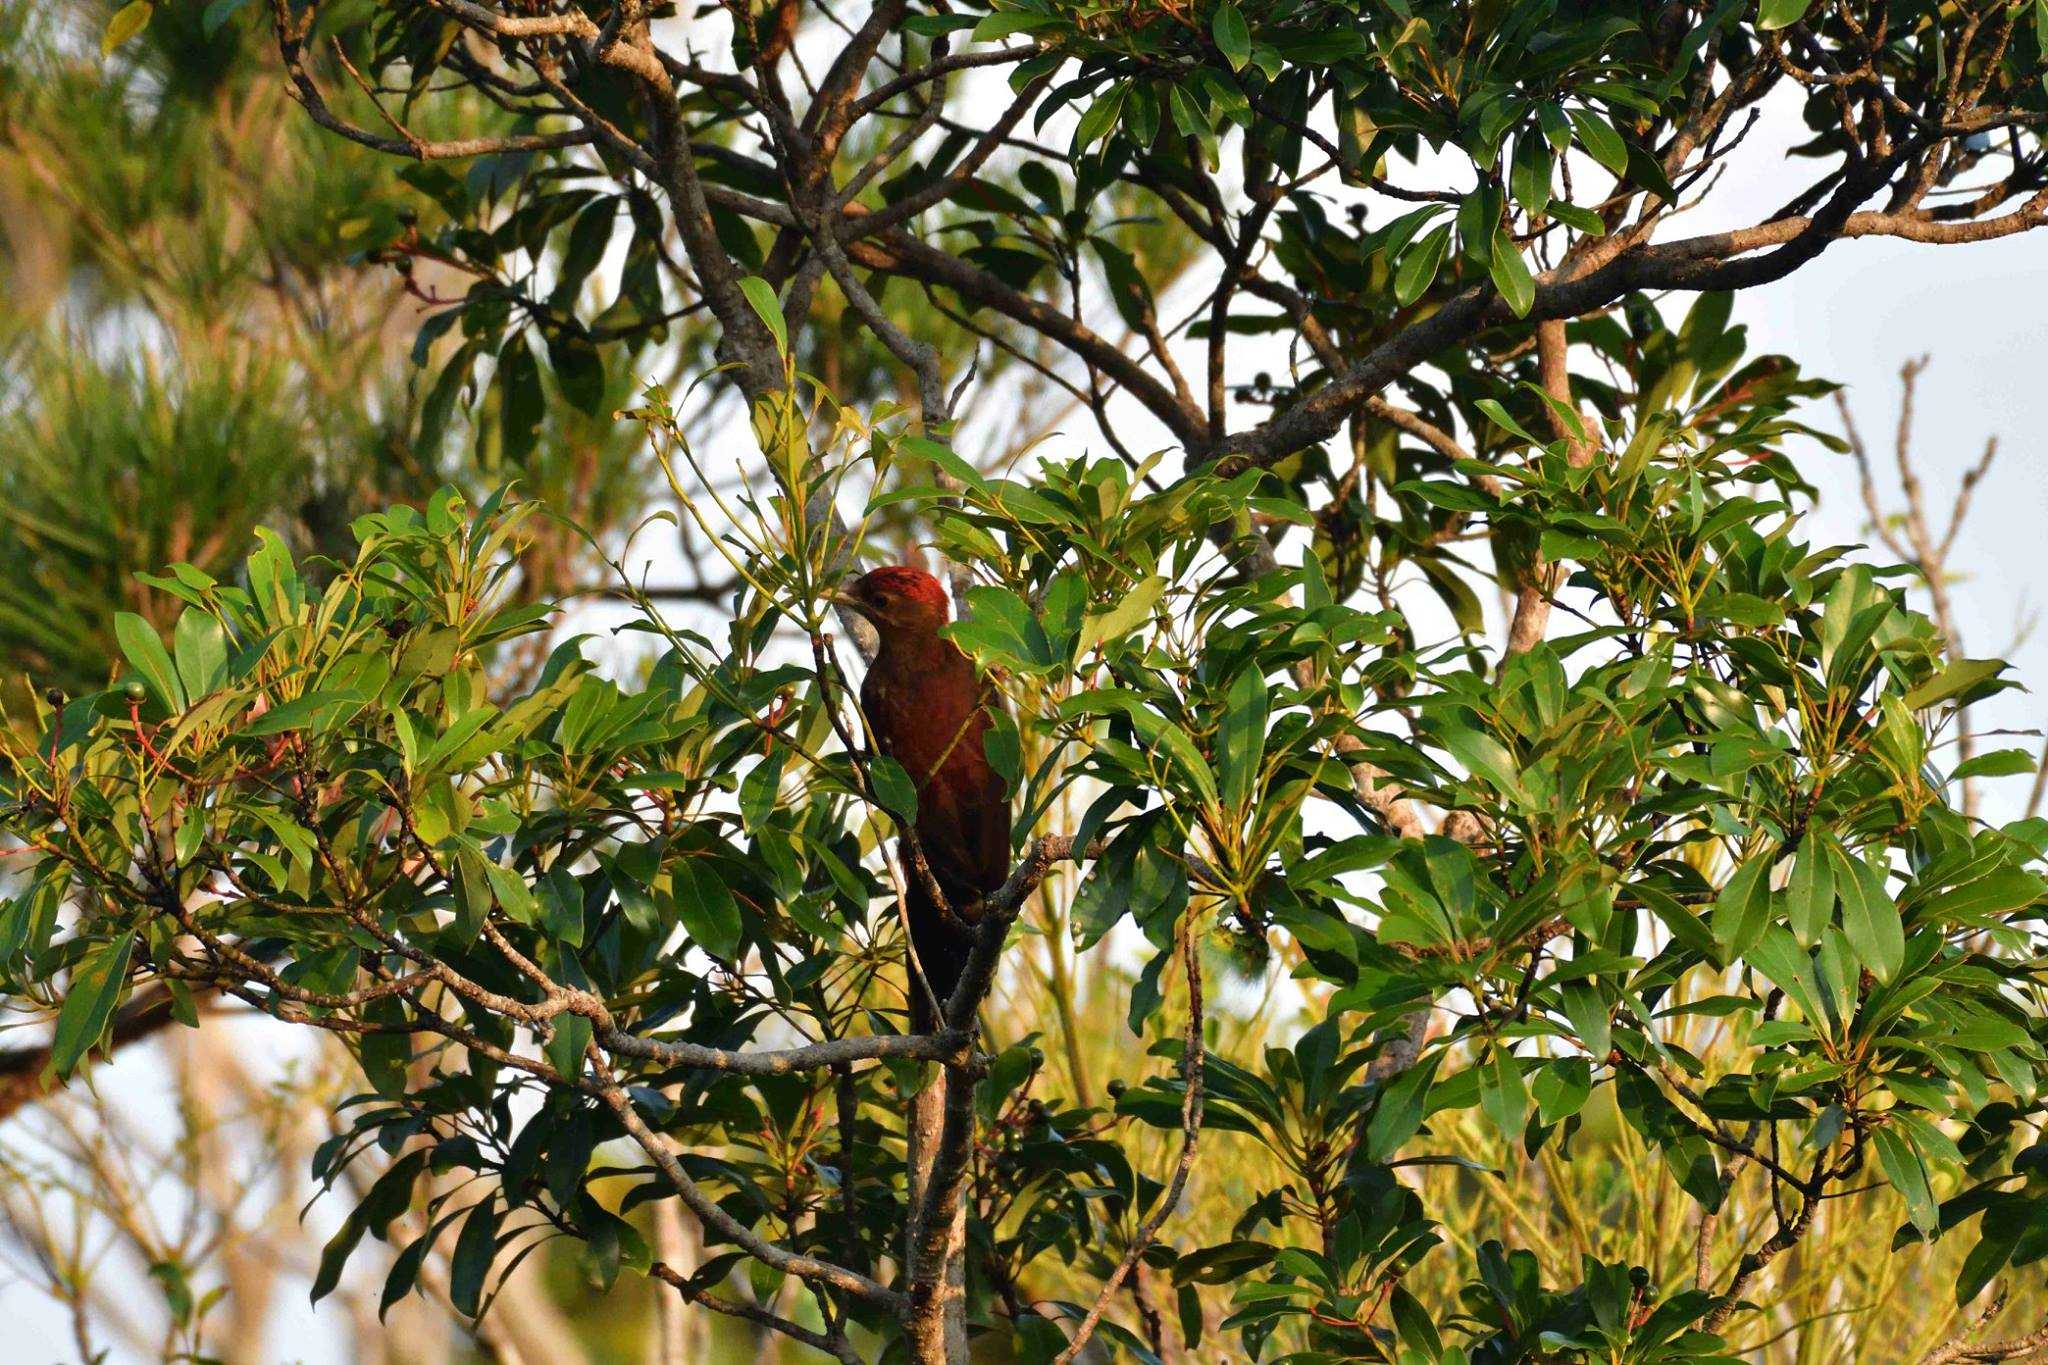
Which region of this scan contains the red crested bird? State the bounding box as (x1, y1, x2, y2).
(835, 566, 1011, 1032)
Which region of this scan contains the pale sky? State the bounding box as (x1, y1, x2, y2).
(1712, 112, 2048, 823)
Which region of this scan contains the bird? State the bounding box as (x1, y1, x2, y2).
(833, 566, 1011, 1033)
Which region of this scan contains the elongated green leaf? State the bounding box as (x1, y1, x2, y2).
(545, 1011, 592, 1082)
(1473, 398, 1543, 446)
(1216, 666, 1270, 813)
(737, 276, 788, 355)
(870, 755, 920, 822)
(1758, 0, 1814, 28)
(970, 11, 1055, 40)
(172, 609, 228, 700)
(1072, 83, 1129, 152)
(115, 612, 185, 710)
(51, 932, 135, 1077)
(1904, 658, 2008, 711)
(1917, 869, 2048, 925)
(497, 335, 543, 464)
(1568, 110, 1629, 176)
(449, 1196, 501, 1318)
(1076, 575, 1165, 657)
(310, 1213, 366, 1305)
(1874, 1125, 1938, 1235)
(671, 858, 742, 961)
(1953, 748, 2039, 781)
(1439, 724, 1525, 803)
(1833, 845, 1903, 980)
(1488, 231, 1536, 317)
(1710, 850, 1773, 960)
(1212, 3, 1250, 68)
(1366, 1052, 1442, 1160)
(1478, 1047, 1529, 1144)
(948, 586, 1051, 670)
(1393, 225, 1451, 306)
(1633, 882, 1719, 959)
(1787, 838, 1835, 945)
(359, 996, 412, 1097)
(1510, 133, 1552, 216)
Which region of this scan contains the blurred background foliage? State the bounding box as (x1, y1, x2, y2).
(0, 0, 661, 706)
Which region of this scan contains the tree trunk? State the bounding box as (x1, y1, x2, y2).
(905, 1072, 969, 1364)
(652, 1199, 707, 1363)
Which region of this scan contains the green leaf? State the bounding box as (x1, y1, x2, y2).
(1212, 3, 1251, 69)
(900, 435, 990, 494)
(970, 10, 1057, 40)
(870, 755, 920, 822)
(1366, 1052, 1442, 1160)
(1076, 574, 1165, 657)
(51, 932, 135, 1076)
(947, 586, 1051, 670)
(538, 866, 586, 947)
(115, 612, 185, 710)
(1532, 1057, 1592, 1124)
(497, 335, 543, 463)
(202, 0, 253, 37)
(451, 846, 494, 942)
(103, 0, 152, 55)
(1478, 1047, 1529, 1144)
(310, 1213, 366, 1305)
(671, 859, 743, 961)
(1169, 82, 1219, 166)
(983, 710, 1022, 788)
(1072, 83, 1129, 152)
(546, 329, 607, 415)
(1953, 747, 2039, 781)
(1457, 191, 1495, 266)
(1546, 203, 1608, 238)
(1561, 983, 1610, 1059)
(1488, 230, 1535, 317)
(1710, 850, 1773, 960)
(1216, 666, 1271, 813)
(1393, 225, 1451, 306)
(149, 1260, 194, 1324)
(1874, 1125, 1938, 1236)
(1832, 845, 1903, 980)
(1904, 658, 2008, 710)
(737, 276, 788, 355)
(1917, 869, 2047, 925)
(380, 1229, 434, 1320)
(172, 609, 228, 700)
(1787, 838, 1835, 946)
(1568, 110, 1629, 177)
(1634, 882, 1719, 959)
(905, 13, 978, 34)
(1439, 723, 1525, 802)
(359, 996, 412, 1097)
(1473, 398, 1543, 446)
(1510, 133, 1552, 216)
(1757, 0, 1814, 29)
(545, 1012, 592, 1082)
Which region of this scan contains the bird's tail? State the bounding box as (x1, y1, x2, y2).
(905, 868, 977, 1034)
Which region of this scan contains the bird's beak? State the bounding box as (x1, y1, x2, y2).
(826, 584, 877, 623)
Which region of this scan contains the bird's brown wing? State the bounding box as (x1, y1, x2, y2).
(860, 657, 1012, 1027)
(912, 734, 1011, 912)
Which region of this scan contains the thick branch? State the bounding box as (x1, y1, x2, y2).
(1217, 167, 2048, 472)
(599, 1025, 969, 1075)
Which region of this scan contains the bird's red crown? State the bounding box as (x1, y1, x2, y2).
(849, 565, 949, 616)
